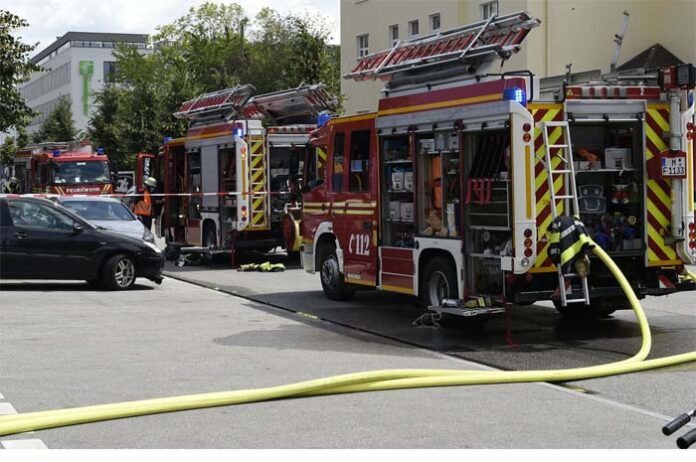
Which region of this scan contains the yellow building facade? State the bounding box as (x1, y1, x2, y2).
(341, 0, 696, 115)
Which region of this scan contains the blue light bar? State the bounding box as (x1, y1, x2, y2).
(163, 136, 173, 144)
(233, 126, 244, 138)
(503, 87, 527, 106)
(317, 113, 331, 127)
(96, 148, 105, 155)
(52, 149, 61, 157)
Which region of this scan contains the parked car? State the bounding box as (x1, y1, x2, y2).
(54, 196, 154, 243)
(0, 197, 164, 290)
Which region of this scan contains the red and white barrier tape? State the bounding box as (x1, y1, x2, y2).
(0, 191, 286, 199)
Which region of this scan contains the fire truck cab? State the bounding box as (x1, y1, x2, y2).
(14, 141, 112, 195)
(301, 12, 696, 319)
(152, 84, 336, 262)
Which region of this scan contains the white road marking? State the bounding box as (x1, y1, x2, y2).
(0, 403, 17, 415)
(1, 439, 48, 449)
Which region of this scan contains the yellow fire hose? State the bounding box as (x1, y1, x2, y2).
(0, 243, 695, 437)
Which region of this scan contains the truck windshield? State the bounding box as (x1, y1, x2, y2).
(52, 160, 110, 184)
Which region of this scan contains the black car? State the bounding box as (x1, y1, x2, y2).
(0, 197, 164, 290)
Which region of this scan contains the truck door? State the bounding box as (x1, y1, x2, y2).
(335, 125, 379, 286)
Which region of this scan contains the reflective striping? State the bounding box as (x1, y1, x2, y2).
(530, 103, 565, 270)
(645, 104, 680, 267)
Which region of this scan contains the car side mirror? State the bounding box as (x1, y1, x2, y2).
(72, 222, 84, 234)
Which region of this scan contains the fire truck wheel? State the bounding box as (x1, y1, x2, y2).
(102, 254, 137, 290)
(553, 300, 616, 318)
(420, 256, 458, 308)
(203, 224, 217, 249)
(319, 243, 354, 300)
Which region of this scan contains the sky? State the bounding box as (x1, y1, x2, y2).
(3, 0, 341, 56)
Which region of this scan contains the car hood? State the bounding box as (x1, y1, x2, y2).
(90, 220, 145, 240)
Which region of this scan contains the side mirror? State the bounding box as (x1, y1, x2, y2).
(72, 222, 84, 234)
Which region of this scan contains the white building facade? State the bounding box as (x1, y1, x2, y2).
(19, 32, 150, 137)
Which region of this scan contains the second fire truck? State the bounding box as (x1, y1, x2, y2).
(301, 12, 696, 318)
(140, 84, 336, 261)
(13, 141, 113, 195)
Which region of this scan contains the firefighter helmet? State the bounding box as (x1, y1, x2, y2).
(144, 177, 157, 188)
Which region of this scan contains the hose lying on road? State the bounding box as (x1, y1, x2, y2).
(0, 242, 695, 437)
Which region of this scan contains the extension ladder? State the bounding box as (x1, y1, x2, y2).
(344, 12, 540, 82)
(541, 121, 591, 307)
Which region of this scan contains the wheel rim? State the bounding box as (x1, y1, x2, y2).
(427, 270, 450, 306)
(321, 256, 340, 290)
(114, 258, 135, 288)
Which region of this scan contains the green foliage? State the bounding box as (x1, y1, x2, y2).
(0, 10, 39, 133)
(32, 96, 77, 143)
(0, 136, 17, 166)
(88, 2, 341, 170)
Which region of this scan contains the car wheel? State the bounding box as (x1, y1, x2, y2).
(102, 254, 137, 290)
(319, 242, 354, 300)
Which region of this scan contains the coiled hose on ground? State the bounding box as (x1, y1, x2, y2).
(0, 243, 695, 437)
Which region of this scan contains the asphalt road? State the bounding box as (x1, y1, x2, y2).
(0, 263, 693, 448)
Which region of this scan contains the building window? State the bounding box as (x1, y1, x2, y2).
(430, 13, 441, 31)
(481, 1, 498, 20)
(409, 20, 419, 37)
(389, 24, 399, 46)
(356, 34, 369, 58)
(104, 61, 118, 82)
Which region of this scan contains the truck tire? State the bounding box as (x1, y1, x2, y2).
(318, 242, 354, 301)
(420, 256, 458, 308)
(203, 223, 217, 249)
(101, 254, 137, 290)
(553, 299, 618, 318)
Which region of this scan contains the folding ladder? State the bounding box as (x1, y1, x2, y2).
(541, 121, 591, 307)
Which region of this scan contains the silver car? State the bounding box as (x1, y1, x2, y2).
(56, 196, 154, 243)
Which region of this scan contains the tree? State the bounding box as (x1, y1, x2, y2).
(88, 82, 124, 168)
(0, 136, 16, 166)
(0, 10, 39, 133)
(33, 96, 77, 142)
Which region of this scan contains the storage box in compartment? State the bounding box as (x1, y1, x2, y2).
(404, 172, 413, 191)
(391, 171, 404, 190)
(400, 202, 414, 222)
(389, 201, 401, 221)
(604, 148, 632, 169)
(418, 139, 435, 154)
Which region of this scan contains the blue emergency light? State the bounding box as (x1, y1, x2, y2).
(97, 148, 105, 155)
(163, 136, 172, 144)
(52, 149, 61, 157)
(503, 87, 527, 106)
(317, 112, 331, 127)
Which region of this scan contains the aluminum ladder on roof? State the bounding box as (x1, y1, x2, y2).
(174, 84, 256, 122)
(344, 11, 540, 83)
(541, 121, 591, 307)
(240, 84, 337, 125)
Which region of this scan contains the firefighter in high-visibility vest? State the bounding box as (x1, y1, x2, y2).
(133, 177, 157, 230)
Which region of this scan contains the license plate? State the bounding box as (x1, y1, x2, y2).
(661, 156, 686, 177)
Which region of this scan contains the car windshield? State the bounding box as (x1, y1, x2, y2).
(62, 200, 134, 221)
(52, 160, 110, 184)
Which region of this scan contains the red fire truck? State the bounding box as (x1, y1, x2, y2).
(139, 84, 336, 261)
(301, 12, 696, 319)
(13, 141, 112, 195)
